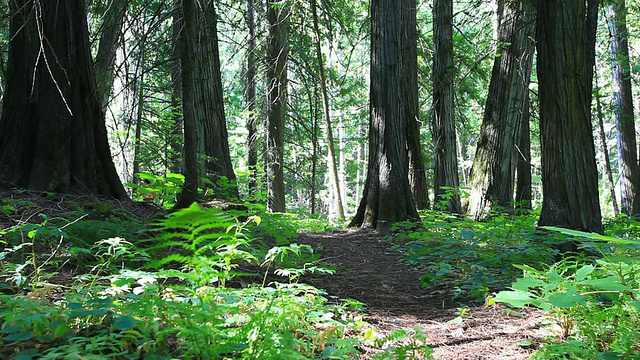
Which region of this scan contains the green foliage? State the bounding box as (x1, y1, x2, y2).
(1, 204, 385, 359)
(126, 172, 184, 208)
(391, 210, 556, 301)
(371, 327, 434, 360)
(492, 227, 640, 359)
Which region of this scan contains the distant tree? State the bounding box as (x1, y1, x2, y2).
(606, 0, 638, 216)
(466, 0, 535, 219)
(402, 0, 429, 210)
(536, 0, 603, 233)
(266, 0, 288, 212)
(94, 0, 127, 110)
(245, 0, 259, 193)
(432, 0, 462, 213)
(0, 0, 127, 199)
(193, 1, 238, 199)
(174, 0, 199, 209)
(349, 0, 419, 232)
(169, 0, 183, 174)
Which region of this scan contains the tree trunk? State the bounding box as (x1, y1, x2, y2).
(402, 0, 429, 210)
(536, 0, 603, 233)
(432, 0, 462, 213)
(310, 0, 345, 220)
(0, 0, 127, 199)
(466, 0, 535, 219)
(515, 93, 532, 210)
(245, 0, 259, 194)
(594, 70, 620, 216)
(193, 1, 238, 199)
(94, 0, 127, 110)
(174, 0, 199, 209)
(266, 0, 288, 212)
(606, 0, 638, 216)
(349, 0, 419, 232)
(169, 0, 183, 175)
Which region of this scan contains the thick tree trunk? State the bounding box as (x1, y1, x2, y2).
(94, 0, 127, 110)
(310, 0, 345, 219)
(432, 0, 462, 213)
(349, 0, 419, 232)
(266, 0, 288, 212)
(536, 0, 603, 233)
(174, 0, 199, 209)
(606, 0, 638, 216)
(0, 0, 127, 199)
(466, 1, 535, 219)
(193, 2, 238, 199)
(402, 0, 429, 210)
(245, 0, 259, 194)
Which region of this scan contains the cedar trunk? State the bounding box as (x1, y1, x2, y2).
(466, 1, 535, 219)
(349, 0, 419, 232)
(432, 0, 462, 213)
(0, 0, 127, 199)
(536, 0, 603, 233)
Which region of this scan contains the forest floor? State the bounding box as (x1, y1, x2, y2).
(296, 230, 551, 359)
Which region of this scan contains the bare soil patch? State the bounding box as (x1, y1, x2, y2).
(297, 230, 550, 359)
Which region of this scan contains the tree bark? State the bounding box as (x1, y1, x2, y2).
(193, 1, 238, 199)
(349, 0, 419, 232)
(94, 0, 127, 110)
(515, 95, 532, 210)
(266, 0, 288, 212)
(466, 0, 535, 219)
(432, 0, 462, 213)
(402, 0, 429, 210)
(310, 0, 345, 219)
(245, 0, 259, 194)
(536, 0, 603, 233)
(0, 0, 127, 199)
(174, 0, 199, 209)
(606, 0, 638, 216)
(169, 0, 183, 174)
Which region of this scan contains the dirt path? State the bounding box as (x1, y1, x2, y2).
(296, 230, 549, 359)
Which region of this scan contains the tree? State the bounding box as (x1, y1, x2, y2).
(402, 0, 429, 210)
(266, 0, 288, 212)
(193, 1, 238, 199)
(536, 0, 603, 233)
(349, 0, 419, 232)
(432, 0, 461, 213)
(466, 0, 535, 219)
(174, 0, 199, 209)
(0, 0, 127, 199)
(94, 0, 127, 110)
(245, 0, 259, 194)
(310, 0, 345, 219)
(606, 0, 638, 216)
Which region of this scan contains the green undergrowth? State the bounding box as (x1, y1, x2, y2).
(0, 201, 434, 359)
(389, 209, 558, 302)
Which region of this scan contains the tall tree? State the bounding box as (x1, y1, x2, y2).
(94, 0, 127, 110)
(266, 0, 288, 212)
(432, 0, 461, 213)
(536, 0, 603, 233)
(466, 0, 535, 219)
(245, 0, 259, 193)
(174, 0, 199, 209)
(349, 0, 419, 232)
(402, 0, 429, 210)
(606, 0, 638, 216)
(310, 0, 345, 219)
(169, 0, 183, 174)
(0, 0, 127, 199)
(193, 1, 238, 199)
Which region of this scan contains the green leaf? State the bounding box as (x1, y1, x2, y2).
(630, 300, 640, 312)
(113, 315, 134, 331)
(546, 288, 585, 308)
(581, 277, 628, 291)
(575, 265, 594, 282)
(492, 290, 536, 308)
(512, 277, 544, 291)
(5, 332, 33, 342)
(541, 226, 640, 245)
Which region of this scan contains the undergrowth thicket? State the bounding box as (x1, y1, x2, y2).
(2, 195, 640, 359)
